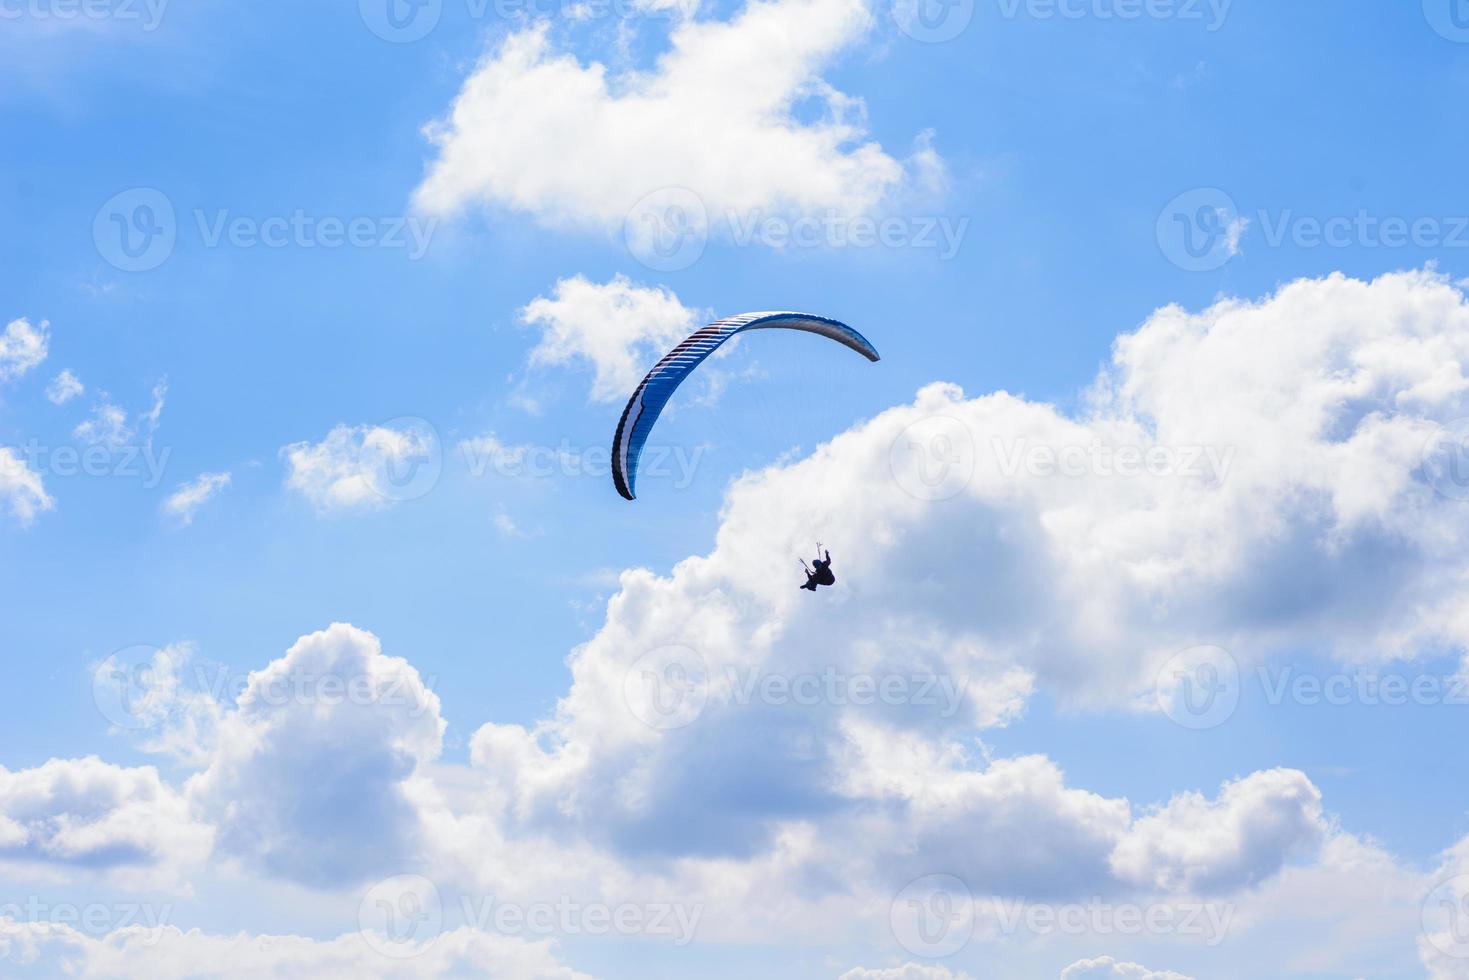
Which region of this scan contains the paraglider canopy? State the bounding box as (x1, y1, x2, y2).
(611, 311, 880, 500)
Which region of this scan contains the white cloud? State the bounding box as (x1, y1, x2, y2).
(0, 318, 48, 383)
(840, 966, 973, 980)
(0, 448, 53, 524)
(0, 919, 590, 980)
(0, 758, 212, 888)
(92, 643, 224, 767)
(414, 0, 930, 231)
(187, 624, 445, 887)
(162, 472, 231, 526)
(493, 512, 532, 538)
(1110, 769, 1327, 894)
(142, 378, 166, 439)
(448, 268, 1469, 900)
(7, 269, 1469, 978)
(1059, 957, 1193, 980)
(73, 399, 132, 447)
(520, 275, 700, 402)
(45, 369, 84, 405)
(282, 423, 437, 512)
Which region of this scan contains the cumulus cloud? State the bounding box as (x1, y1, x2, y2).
(162, 472, 230, 526)
(0, 448, 53, 524)
(188, 624, 445, 887)
(92, 643, 224, 767)
(0, 919, 589, 980)
(0, 758, 212, 887)
(1110, 769, 1327, 894)
(45, 369, 83, 405)
(520, 275, 700, 402)
(414, 0, 933, 232)
(73, 399, 132, 447)
(1059, 957, 1193, 980)
(0, 318, 48, 382)
(446, 268, 1469, 902)
(839, 966, 973, 980)
(282, 423, 437, 512)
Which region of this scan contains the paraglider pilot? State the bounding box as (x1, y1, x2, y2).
(800, 545, 836, 591)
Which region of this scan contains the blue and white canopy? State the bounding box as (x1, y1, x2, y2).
(611, 312, 880, 500)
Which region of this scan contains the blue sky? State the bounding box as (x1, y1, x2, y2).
(3, 1, 1469, 978)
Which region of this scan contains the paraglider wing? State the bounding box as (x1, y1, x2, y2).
(611, 312, 880, 500)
